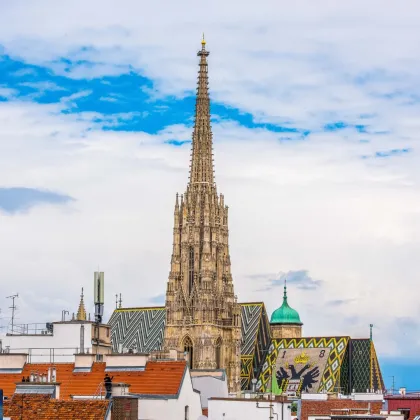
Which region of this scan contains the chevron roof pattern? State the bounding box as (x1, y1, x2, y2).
(109, 306, 165, 353)
(241, 303, 264, 356)
(109, 303, 269, 354)
(239, 303, 272, 390)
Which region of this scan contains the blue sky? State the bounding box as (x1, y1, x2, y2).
(0, 0, 420, 391)
(1, 54, 314, 137)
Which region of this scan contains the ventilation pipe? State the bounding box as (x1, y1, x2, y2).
(80, 324, 85, 354)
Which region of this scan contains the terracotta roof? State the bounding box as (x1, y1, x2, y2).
(0, 360, 187, 399)
(3, 394, 109, 420)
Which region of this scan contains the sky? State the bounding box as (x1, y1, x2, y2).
(0, 0, 420, 390)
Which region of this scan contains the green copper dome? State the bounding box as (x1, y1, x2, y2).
(270, 284, 302, 325)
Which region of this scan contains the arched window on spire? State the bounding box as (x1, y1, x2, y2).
(188, 246, 194, 295)
(183, 336, 194, 369)
(215, 337, 222, 369)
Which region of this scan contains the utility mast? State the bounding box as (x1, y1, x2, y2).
(7, 293, 19, 334)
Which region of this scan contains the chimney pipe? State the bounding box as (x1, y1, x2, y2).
(80, 324, 85, 354)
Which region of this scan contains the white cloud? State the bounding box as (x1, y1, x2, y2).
(0, 86, 17, 99)
(19, 81, 66, 92)
(0, 0, 419, 360)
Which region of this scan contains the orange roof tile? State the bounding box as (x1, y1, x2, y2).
(0, 360, 187, 400)
(4, 394, 109, 420)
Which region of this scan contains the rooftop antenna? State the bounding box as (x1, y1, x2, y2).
(7, 293, 19, 334)
(118, 293, 122, 309)
(94, 271, 104, 324)
(370, 324, 373, 341)
(61, 309, 69, 322)
(390, 376, 395, 395)
(115, 294, 118, 309)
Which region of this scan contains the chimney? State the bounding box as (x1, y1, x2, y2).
(112, 395, 138, 420)
(80, 324, 85, 354)
(112, 383, 131, 397)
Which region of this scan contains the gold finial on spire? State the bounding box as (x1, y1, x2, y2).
(201, 33, 206, 46)
(76, 287, 87, 321)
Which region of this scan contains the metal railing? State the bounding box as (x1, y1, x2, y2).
(93, 382, 106, 400)
(7, 323, 53, 336)
(2, 347, 94, 363)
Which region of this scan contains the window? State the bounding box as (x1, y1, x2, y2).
(215, 337, 222, 369)
(399, 409, 410, 420)
(184, 405, 189, 420)
(188, 247, 194, 295)
(183, 336, 193, 369)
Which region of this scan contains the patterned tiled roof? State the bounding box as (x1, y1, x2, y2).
(257, 337, 384, 394)
(0, 360, 187, 399)
(240, 303, 271, 390)
(109, 306, 166, 353)
(3, 394, 109, 420)
(108, 302, 272, 391)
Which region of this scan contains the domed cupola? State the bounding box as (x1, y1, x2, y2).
(270, 282, 303, 339)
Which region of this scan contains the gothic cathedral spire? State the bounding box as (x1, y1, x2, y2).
(189, 36, 214, 186)
(164, 38, 241, 393)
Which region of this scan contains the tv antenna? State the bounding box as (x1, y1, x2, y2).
(390, 375, 396, 394)
(7, 293, 19, 334)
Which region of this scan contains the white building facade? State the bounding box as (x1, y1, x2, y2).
(208, 397, 292, 420)
(134, 366, 203, 420)
(0, 320, 111, 362)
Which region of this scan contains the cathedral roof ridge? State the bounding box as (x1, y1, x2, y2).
(239, 301, 265, 306)
(275, 335, 352, 340)
(114, 306, 165, 312)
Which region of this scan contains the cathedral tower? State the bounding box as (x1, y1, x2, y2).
(164, 38, 242, 393)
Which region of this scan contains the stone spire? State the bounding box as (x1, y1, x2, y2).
(76, 287, 87, 321)
(164, 38, 241, 394)
(189, 34, 214, 187)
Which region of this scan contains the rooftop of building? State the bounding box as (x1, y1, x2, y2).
(3, 394, 109, 420)
(385, 392, 420, 399)
(0, 359, 187, 399)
